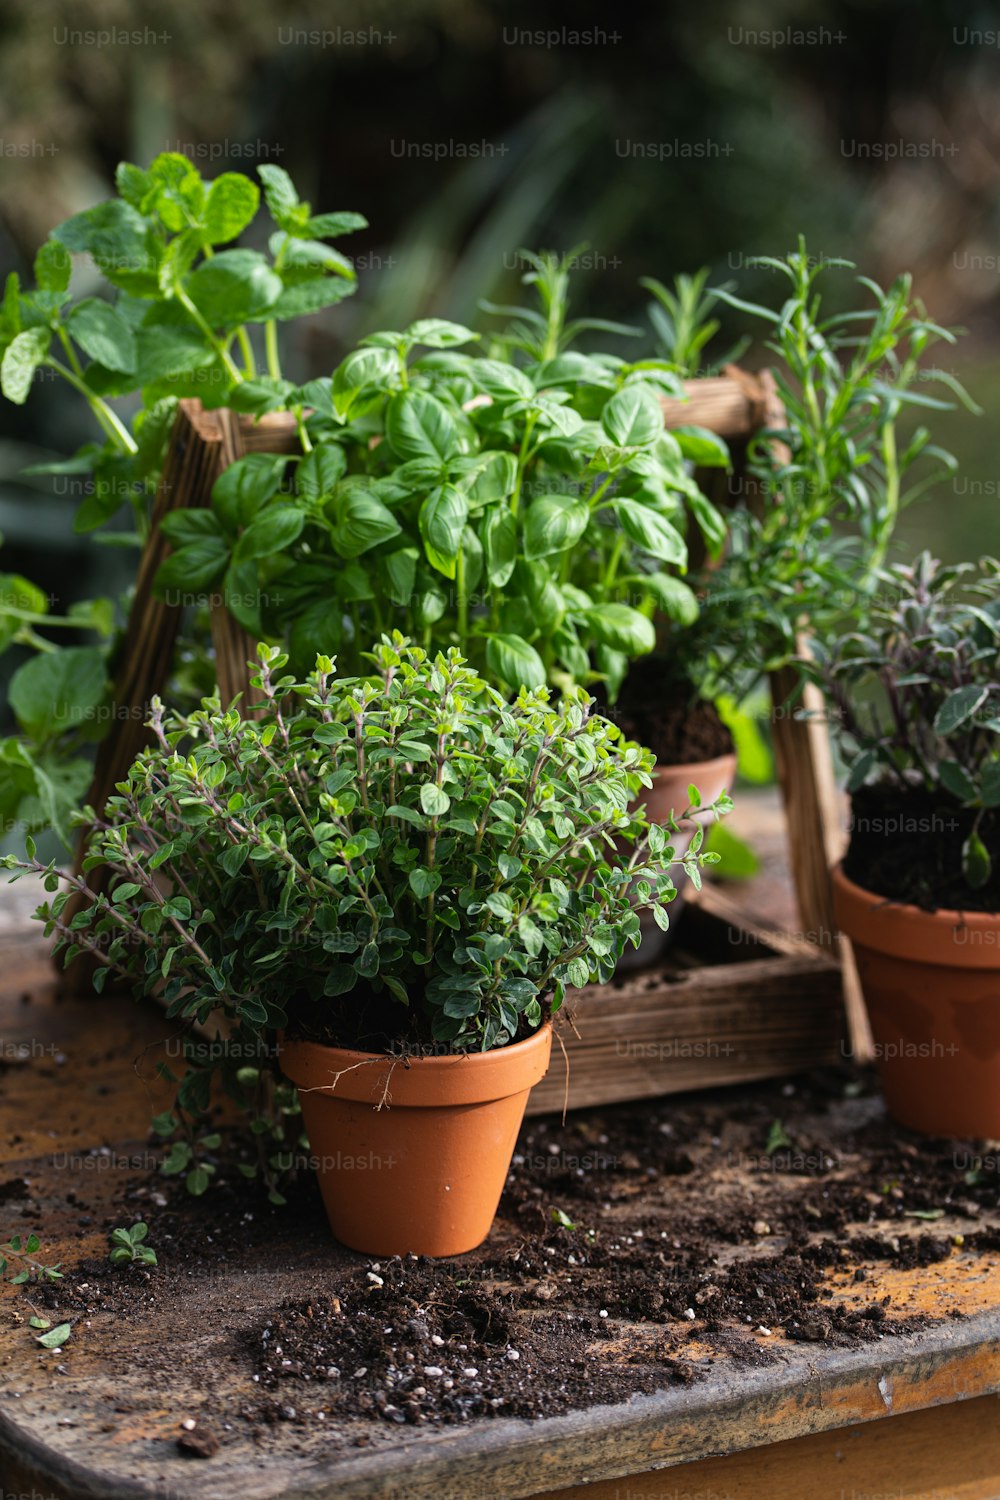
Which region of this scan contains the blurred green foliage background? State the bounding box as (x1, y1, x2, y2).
(0, 0, 998, 627)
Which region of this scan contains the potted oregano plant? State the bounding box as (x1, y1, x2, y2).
(0, 153, 366, 841)
(811, 553, 1000, 1138)
(6, 635, 728, 1256)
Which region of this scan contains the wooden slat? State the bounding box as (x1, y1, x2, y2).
(526, 893, 843, 1116)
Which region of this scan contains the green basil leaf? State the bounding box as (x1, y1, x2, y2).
(386, 390, 459, 464)
(154, 537, 229, 594)
(585, 603, 657, 656)
(235, 506, 306, 561)
(212, 453, 287, 535)
(613, 498, 686, 565)
(329, 487, 401, 558)
(601, 384, 663, 448)
(523, 494, 589, 560)
(419, 484, 468, 578)
(405, 318, 479, 349)
(485, 633, 547, 691)
(484, 505, 517, 587)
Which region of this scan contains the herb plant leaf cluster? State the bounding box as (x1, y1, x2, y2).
(10, 637, 727, 1055)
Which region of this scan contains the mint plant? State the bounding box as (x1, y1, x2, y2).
(0, 155, 365, 843)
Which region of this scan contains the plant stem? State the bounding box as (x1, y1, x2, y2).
(44, 359, 138, 455)
(173, 285, 243, 384)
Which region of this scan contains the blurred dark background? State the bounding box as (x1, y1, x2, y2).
(1, 0, 999, 613)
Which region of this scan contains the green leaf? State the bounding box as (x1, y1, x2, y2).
(154, 537, 229, 594)
(258, 164, 301, 230)
(386, 390, 459, 464)
(484, 505, 517, 587)
(235, 505, 305, 562)
(419, 484, 468, 578)
(9, 647, 106, 737)
(673, 425, 730, 468)
(963, 830, 991, 890)
(332, 346, 398, 419)
(329, 487, 401, 559)
(523, 494, 589, 560)
(68, 299, 136, 374)
(1, 328, 51, 404)
(420, 783, 451, 816)
(53, 200, 157, 294)
(203, 173, 260, 244)
(935, 685, 989, 736)
(35, 1322, 72, 1349)
(939, 760, 978, 803)
(212, 453, 287, 535)
(34, 241, 71, 293)
(409, 867, 442, 899)
(613, 499, 686, 564)
(306, 210, 368, 238)
(486, 633, 547, 691)
(601, 384, 663, 448)
(405, 318, 479, 349)
(686, 490, 727, 558)
(186, 250, 282, 328)
(297, 445, 346, 498)
(186, 1167, 210, 1196)
(643, 572, 699, 624)
(584, 604, 656, 656)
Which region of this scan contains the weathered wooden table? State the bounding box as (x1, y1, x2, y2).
(2, 809, 1000, 1500)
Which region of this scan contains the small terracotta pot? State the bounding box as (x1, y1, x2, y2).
(832, 864, 1000, 1137)
(620, 751, 738, 970)
(279, 1023, 552, 1257)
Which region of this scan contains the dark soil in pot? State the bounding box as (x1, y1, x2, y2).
(285, 987, 544, 1055)
(598, 656, 734, 765)
(844, 781, 1000, 913)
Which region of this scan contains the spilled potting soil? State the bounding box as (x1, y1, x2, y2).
(15, 1065, 1000, 1452)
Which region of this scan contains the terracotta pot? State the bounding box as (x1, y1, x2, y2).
(619, 751, 738, 970)
(279, 1023, 553, 1257)
(832, 864, 1000, 1137)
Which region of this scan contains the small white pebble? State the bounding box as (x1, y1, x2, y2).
(367, 1272, 384, 1287)
(757, 1326, 773, 1336)
(430, 1334, 445, 1347)
(507, 1349, 520, 1361)
(599, 1309, 609, 1319)
(683, 1309, 696, 1321)
(423, 1365, 444, 1377)
(181, 1419, 196, 1431)
(352, 1367, 367, 1379)
(463, 1367, 478, 1378)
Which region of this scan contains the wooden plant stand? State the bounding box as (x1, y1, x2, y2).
(69, 371, 854, 1097)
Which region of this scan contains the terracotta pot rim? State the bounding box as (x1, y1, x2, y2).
(832, 861, 1000, 969)
(651, 750, 737, 780)
(279, 1021, 553, 1107)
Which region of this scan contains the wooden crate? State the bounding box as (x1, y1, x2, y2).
(69, 371, 855, 1095)
(527, 886, 844, 1115)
